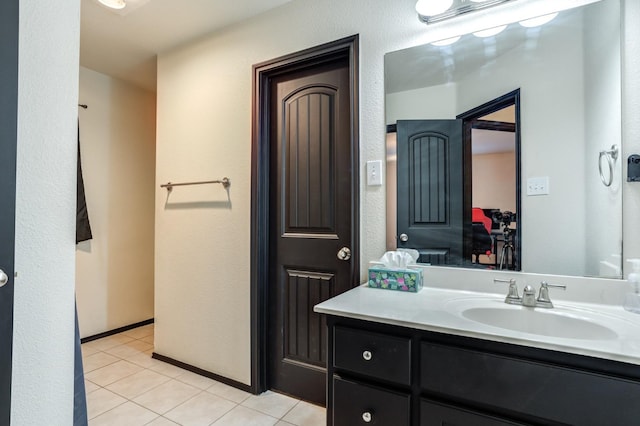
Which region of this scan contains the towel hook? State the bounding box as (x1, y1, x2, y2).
(599, 144, 618, 187)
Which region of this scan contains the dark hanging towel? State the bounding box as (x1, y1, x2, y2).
(76, 123, 92, 243)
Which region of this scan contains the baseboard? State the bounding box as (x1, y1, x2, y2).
(152, 352, 253, 394)
(80, 318, 154, 344)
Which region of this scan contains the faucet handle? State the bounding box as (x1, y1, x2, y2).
(494, 278, 521, 304)
(536, 281, 566, 307)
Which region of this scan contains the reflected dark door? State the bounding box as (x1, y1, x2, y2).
(396, 120, 463, 265)
(268, 58, 354, 405)
(0, 0, 18, 423)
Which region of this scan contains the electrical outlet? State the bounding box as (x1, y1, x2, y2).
(527, 176, 550, 196)
(367, 160, 383, 186)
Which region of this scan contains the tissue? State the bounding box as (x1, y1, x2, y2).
(368, 250, 423, 293)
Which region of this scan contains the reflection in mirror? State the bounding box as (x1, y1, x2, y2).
(385, 0, 622, 278)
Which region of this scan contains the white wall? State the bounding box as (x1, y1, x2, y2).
(622, 0, 640, 272)
(386, 83, 458, 124)
(155, 0, 640, 386)
(12, 0, 80, 424)
(76, 67, 156, 338)
(583, 0, 622, 277)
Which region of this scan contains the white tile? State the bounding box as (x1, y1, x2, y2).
(125, 351, 157, 369)
(213, 405, 278, 426)
(106, 369, 171, 399)
(105, 340, 154, 359)
(132, 379, 201, 414)
(281, 401, 326, 426)
(275, 422, 296, 426)
(85, 379, 101, 394)
(175, 370, 218, 390)
(86, 388, 127, 419)
(164, 392, 236, 426)
(123, 324, 154, 339)
(206, 381, 251, 404)
(241, 391, 298, 419)
(89, 401, 158, 426)
(83, 352, 120, 373)
(85, 334, 135, 351)
(149, 360, 187, 378)
(82, 344, 100, 358)
(140, 334, 154, 344)
(145, 417, 179, 426)
(85, 360, 144, 387)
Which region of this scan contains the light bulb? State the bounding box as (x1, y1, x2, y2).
(431, 36, 461, 46)
(98, 0, 126, 10)
(519, 13, 558, 28)
(415, 0, 454, 17)
(473, 25, 508, 38)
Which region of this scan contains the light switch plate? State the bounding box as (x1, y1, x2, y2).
(367, 160, 383, 186)
(527, 176, 550, 196)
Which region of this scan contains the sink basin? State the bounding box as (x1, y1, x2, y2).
(447, 298, 620, 340)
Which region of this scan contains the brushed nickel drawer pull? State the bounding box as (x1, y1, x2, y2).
(362, 350, 372, 361)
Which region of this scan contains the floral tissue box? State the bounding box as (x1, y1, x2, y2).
(367, 267, 423, 292)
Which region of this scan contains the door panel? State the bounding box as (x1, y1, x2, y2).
(397, 120, 463, 265)
(269, 58, 354, 405)
(0, 0, 19, 423)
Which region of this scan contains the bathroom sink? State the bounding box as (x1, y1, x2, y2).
(447, 298, 620, 340)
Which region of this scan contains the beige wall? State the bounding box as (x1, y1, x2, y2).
(155, 0, 640, 386)
(76, 67, 156, 338)
(472, 152, 517, 213)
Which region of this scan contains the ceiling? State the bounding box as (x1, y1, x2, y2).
(80, 0, 293, 92)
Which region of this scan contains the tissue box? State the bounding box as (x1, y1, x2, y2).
(367, 267, 423, 292)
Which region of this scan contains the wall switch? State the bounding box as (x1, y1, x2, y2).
(367, 160, 383, 186)
(527, 176, 550, 196)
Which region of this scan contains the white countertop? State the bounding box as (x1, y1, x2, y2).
(314, 284, 640, 366)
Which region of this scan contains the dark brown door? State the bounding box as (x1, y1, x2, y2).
(0, 0, 18, 423)
(268, 57, 354, 405)
(396, 119, 464, 265)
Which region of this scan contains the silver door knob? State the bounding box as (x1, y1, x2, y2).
(399, 233, 409, 242)
(0, 269, 8, 288)
(337, 247, 351, 261)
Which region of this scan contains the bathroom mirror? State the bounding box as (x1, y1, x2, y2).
(385, 0, 623, 278)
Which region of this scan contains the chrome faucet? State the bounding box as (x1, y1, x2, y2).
(493, 278, 521, 305)
(535, 281, 566, 308)
(494, 279, 566, 308)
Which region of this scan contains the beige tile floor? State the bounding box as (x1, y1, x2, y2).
(82, 324, 326, 426)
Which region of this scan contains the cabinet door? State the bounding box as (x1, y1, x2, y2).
(421, 400, 524, 426)
(333, 376, 410, 426)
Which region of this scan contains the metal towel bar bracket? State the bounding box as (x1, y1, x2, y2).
(161, 177, 230, 191)
(599, 145, 618, 187)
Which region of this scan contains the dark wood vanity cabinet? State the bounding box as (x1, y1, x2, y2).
(326, 315, 640, 426)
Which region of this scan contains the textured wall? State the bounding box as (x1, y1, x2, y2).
(76, 67, 156, 338)
(155, 0, 638, 385)
(12, 0, 80, 424)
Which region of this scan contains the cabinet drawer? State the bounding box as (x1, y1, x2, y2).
(333, 376, 410, 426)
(421, 399, 524, 426)
(334, 326, 411, 385)
(421, 342, 640, 425)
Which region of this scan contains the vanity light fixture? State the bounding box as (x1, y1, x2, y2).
(98, 0, 126, 10)
(415, 0, 454, 17)
(417, 0, 516, 24)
